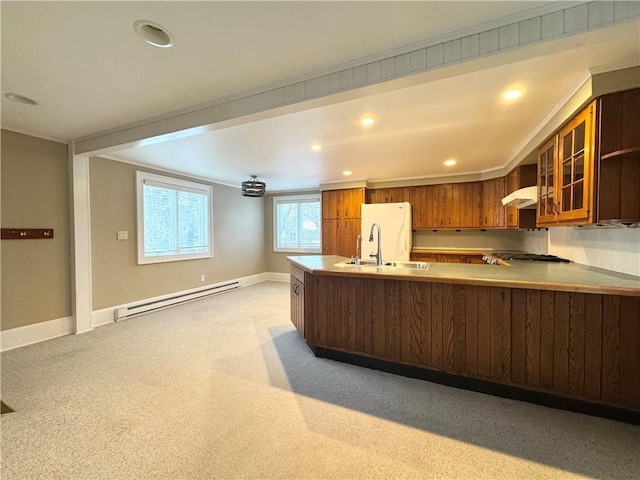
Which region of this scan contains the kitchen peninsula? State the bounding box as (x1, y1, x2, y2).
(288, 254, 640, 423)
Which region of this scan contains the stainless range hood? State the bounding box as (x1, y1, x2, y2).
(501, 186, 538, 209)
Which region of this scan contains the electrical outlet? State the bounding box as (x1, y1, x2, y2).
(200, 274, 205, 282)
(117, 231, 128, 240)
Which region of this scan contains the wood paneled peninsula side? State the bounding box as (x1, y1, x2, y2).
(288, 255, 640, 424)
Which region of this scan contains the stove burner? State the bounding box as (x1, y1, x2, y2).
(490, 252, 570, 262)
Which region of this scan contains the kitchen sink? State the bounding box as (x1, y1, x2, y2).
(335, 259, 428, 270)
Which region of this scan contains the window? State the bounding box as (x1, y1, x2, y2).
(136, 171, 213, 264)
(273, 194, 321, 253)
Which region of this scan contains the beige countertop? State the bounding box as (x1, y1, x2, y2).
(287, 254, 640, 296)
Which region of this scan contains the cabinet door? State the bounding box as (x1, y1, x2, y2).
(556, 102, 595, 223)
(481, 178, 506, 228)
(537, 137, 557, 225)
(322, 188, 365, 220)
(322, 219, 361, 257)
(368, 187, 410, 204)
(322, 219, 339, 254)
(290, 276, 304, 337)
(506, 171, 519, 228)
(339, 219, 361, 258)
(461, 182, 482, 228)
(410, 186, 430, 228)
(322, 190, 338, 219)
(342, 188, 365, 218)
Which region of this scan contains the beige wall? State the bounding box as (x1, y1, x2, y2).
(90, 157, 266, 310)
(1, 130, 71, 330)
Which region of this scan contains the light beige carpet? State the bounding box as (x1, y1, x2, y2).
(1, 281, 638, 479)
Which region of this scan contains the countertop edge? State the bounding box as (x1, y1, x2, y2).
(287, 255, 640, 297)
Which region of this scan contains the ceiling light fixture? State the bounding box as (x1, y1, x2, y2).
(504, 89, 523, 100)
(241, 175, 266, 197)
(444, 159, 457, 166)
(4, 92, 37, 106)
(311, 144, 322, 151)
(134, 20, 174, 48)
(343, 170, 352, 176)
(360, 117, 375, 126)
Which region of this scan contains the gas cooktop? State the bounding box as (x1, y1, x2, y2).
(490, 252, 571, 262)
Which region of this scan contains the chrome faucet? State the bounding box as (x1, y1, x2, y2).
(355, 234, 362, 266)
(368, 222, 382, 266)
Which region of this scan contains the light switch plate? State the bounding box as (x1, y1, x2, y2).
(117, 230, 128, 240)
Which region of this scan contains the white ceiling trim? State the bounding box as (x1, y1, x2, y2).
(74, 1, 637, 157)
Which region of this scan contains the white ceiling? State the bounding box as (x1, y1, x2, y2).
(2, 1, 639, 192)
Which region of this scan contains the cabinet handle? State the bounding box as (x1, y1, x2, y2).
(345, 209, 349, 218)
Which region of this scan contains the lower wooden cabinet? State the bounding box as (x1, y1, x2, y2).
(290, 266, 306, 337)
(410, 251, 485, 264)
(309, 274, 640, 413)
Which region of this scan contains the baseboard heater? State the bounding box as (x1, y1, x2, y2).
(114, 281, 239, 321)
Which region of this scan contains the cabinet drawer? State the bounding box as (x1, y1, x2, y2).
(291, 265, 306, 283)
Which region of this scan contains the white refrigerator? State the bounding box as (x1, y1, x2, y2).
(360, 202, 412, 263)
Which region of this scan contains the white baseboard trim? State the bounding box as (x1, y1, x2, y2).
(2, 271, 291, 351)
(267, 272, 290, 282)
(1, 316, 73, 352)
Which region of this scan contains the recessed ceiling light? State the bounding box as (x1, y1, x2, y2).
(4, 93, 37, 106)
(311, 144, 322, 151)
(444, 159, 457, 167)
(360, 117, 375, 126)
(504, 89, 523, 100)
(134, 20, 174, 48)
(343, 170, 352, 176)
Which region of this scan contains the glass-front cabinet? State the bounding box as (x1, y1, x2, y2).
(537, 138, 556, 224)
(537, 101, 596, 226)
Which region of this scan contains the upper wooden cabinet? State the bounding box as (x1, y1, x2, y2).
(537, 101, 597, 226)
(537, 88, 640, 227)
(322, 188, 365, 220)
(411, 181, 486, 230)
(367, 187, 410, 204)
(480, 177, 506, 228)
(321, 188, 365, 256)
(597, 88, 640, 224)
(506, 164, 537, 229)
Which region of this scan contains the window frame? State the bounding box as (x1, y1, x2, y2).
(273, 193, 322, 254)
(136, 171, 214, 265)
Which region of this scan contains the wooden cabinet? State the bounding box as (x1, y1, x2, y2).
(322, 219, 361, 258)
(321, 188, 365, 256)
(537, 101, 597, 226)
(411, 181, 483, 230)
(506, 164, 537, 229)
(290, 265, 306, 337)
(597, 88, 640, 224)
(481, 177, 506, 228)
(410, 251, 485, 264)
(536, 90, 640, 227)
(322, 188, 364, 220)
(310, 274, 640, 416)
(367, 187, 410, 204)
(459, 182, 482, 228)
